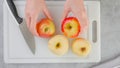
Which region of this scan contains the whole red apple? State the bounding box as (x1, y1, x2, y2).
(61, 17, 81, 38)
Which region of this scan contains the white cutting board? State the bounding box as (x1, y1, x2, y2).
(3, 1, 101, 63)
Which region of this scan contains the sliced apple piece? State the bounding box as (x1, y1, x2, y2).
(48, 35, 69, 56)
(72, 38, 91, 56)
(61, 17, 81, 38)
(36, 18, 55, 38)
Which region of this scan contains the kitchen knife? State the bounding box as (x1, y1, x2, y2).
(6, 0, 36, 54)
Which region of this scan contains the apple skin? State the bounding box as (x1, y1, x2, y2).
(36, 18, 55, 38)
(61, 17, 81, 38)
(48, 35, 69, 56)
(72, 38, 91, 56)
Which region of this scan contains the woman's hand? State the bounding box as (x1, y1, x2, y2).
(25, 0, 52, 36)
(62, 0, 89, 34)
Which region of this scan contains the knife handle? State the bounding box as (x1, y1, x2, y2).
(6, 0, 23, 24)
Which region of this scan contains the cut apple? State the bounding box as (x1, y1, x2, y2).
(48, 35, 69, 56)
(72, 38, 91, 56)
(36, 18, 55, 38)
(61, 17, 81, 38)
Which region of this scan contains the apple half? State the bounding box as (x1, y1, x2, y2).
(48, 35, 69, 56)
(36, 18, 55, 38)
(61, 17, 81, 38)
(72, 38, 91, 56)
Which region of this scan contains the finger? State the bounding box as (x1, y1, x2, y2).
(29, 23, 39, 37)
(29, 14, 39, 37)
(25, 13, 31, 28)
(72, 10, 89, 34)
(61, 8, 70, 22)
(43, 8, 53, 20)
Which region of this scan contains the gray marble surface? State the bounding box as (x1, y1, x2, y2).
(1, 0, 120, 68)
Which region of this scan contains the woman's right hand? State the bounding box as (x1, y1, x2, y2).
(62, 0, 89, 34)
(25, 0, 52, 36)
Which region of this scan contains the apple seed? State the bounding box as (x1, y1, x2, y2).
(56, 42, 61, 49)
(44, 27, 49, 32)
(81, 47, 86, 52)
(68, 25, 72, 30)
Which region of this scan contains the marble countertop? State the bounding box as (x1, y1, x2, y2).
(0, 0, 120, 68)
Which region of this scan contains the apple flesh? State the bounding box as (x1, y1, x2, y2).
(72, 38, 91, 56)
(36, 18, 55, 38)
(61, 17, 81, 38)
(48, 35, 69, 56)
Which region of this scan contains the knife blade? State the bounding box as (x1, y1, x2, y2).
(6, 0, 36, 54)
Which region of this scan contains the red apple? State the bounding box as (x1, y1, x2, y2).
(36, 18, 55, 38)
(61, 17, 81, 38)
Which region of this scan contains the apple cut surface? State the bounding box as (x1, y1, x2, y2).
(61, 17, 80, 38)
(48, 35, 69, 56)
(72, 38, 91, 56)
(36, 18, 55, 38)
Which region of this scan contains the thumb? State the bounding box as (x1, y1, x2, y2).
(25, 14, 31, 28)
(73, 10, 89, 34)
(43, 8, 53, 20)
(61, 8, 70, 22)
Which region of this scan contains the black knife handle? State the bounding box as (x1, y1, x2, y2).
(7, 0, 23, 24)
